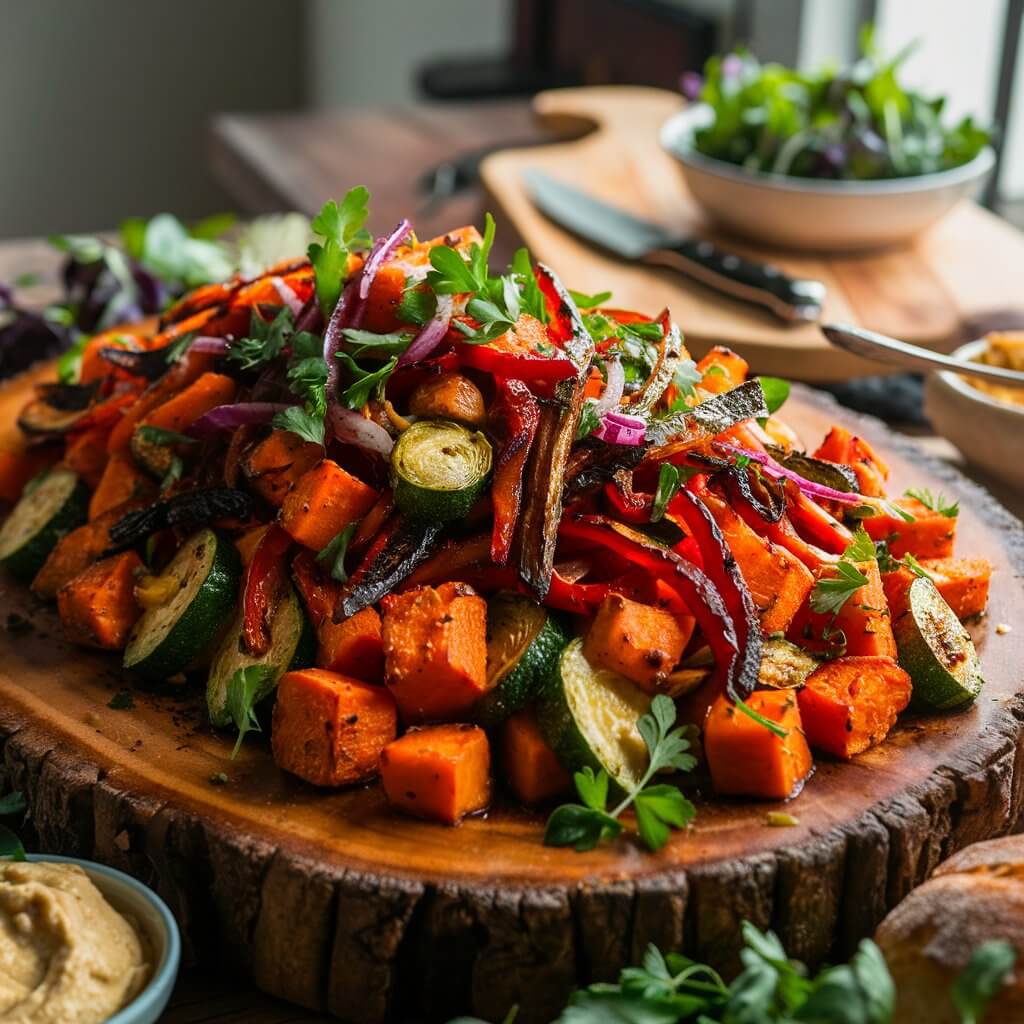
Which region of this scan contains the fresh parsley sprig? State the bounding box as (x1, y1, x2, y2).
(272, 406, 325, 446)
(308, 188, 371, 316)
(226, 665, 276, 759)
(544, 695, 697, 853)
(809, 527, 874, 615)
(228, 306, 293, 372)
(651, 463, 682, 523)
(337, 353, 399, 410)
(905, 486, 959, 518)
(317, 522, 359, 583)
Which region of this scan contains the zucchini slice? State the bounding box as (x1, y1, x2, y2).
(391, 419, 492, 522)
(538, 638, 651, 795)
(0, 468, 89, 580)
(895, 576, 984, 711)
(475, 594, 568, 728)
(206, 584, 315, 727)
(757, 638, 820, 690)
(124, 529, 240, 678)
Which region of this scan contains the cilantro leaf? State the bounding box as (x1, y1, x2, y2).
(757, 376, 791, 416)
(901, 552, 931, 579)
(425, 213, 496, 297)
(650, 464, 681, 523)
(228, 307, 292, 372)
(810, 560, 870, 615)
(672, 359, 702, 402)
(308, 187, 371, 316)
(845, 524, 877, 562)
(395, 282, 437, 327)
(568, 289, 613, 308)
(337, 354, 398, 410)
(634, 784, 696, 852)
(316, 522, 359, 583)
(136, 425, 198, 447)
(904, 486, 959, 518)
(572, 766, 609, 812)
(511, 248, 548, 322)
(543, 803, 623, 852)
(272, 406, 325, 446)
(287, 355, 329, 417)
(340, 328, 414, 354)
(226, 664, 276, 759)
(575, 401, 603, 442)
(952, 940, 1017, 1024)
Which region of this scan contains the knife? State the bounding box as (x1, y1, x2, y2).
(523, 170, 826, 323)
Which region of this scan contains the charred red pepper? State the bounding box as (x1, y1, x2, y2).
(603, 470, 652, 524)
(490, 378, 540, 565)
(290, 549, 337, 629)
(242, 523, 292, 656)
(458, 323, 577, 390)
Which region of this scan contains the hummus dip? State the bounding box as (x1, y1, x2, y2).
(971, 331, 1024, 407)
(0, 861, 150, 1024)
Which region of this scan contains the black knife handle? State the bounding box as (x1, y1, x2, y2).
(642, 240, 826, 323)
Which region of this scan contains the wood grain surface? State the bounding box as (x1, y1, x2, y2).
(0, 362, 1022, 1022)
(480, 86, 1024, 379)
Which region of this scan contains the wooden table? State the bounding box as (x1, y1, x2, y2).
(1, 106, 1022, 1018)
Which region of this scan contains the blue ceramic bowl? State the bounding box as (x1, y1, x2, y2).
(23, 854, 181, 1024)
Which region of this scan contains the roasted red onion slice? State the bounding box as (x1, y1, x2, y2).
(271, 276, 304, 317)
(328, 404, 394, 457)
(397, 294, 453, 367)
(190, 336, 229, 354)
(590, 357, 624, 417)
(187, 402, 291, 438)
(594, 410, 647, 446)
(722, 443, 863, 505)
(358, 219, 411, 302)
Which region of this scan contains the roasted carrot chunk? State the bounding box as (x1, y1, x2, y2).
(279, 459, 378, 551)
(32, 503, 145, 600)
(380, 582, 488, 722)
(0, 446, 60, 504)
(88, 451, 157, 521)
(408, 373, 486, 428)
(882, 556, 991, 622)
(63, 425, 113, 489)
(861, 497, 956, 559)
(139, 371, 237, 435)
(813, 426, 890, 497)
(271, 668, 397, 787)
(703, 491, 814, 634)
(57, 551, 142, 650)
(502, 709, 571, 804)
(582, 594, 693, 693)
(242, 430, 324, 507)
(704, 689, 812, 800)
(789, 558, 896, 659)
(696, 346, 749, 392)
(797, 656, 911, 759)
(317, 606, 384, 684)
(380, 723, 491, 824)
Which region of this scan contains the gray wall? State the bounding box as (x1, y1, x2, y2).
(0, 0, 304, 239)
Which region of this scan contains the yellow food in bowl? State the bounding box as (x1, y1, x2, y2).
(0, 861, 151, 1024)
(970, 331, 1024, 406)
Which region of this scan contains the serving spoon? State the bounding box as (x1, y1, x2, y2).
(821, 323, 1024, 389)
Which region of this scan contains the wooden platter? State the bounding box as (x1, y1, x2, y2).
(1, 368, 1023, 1024)
(480, 86, 1024, 380)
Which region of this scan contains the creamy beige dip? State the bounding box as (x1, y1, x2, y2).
(972, 331, 1024, 406)
(0, 861, 150, 1024)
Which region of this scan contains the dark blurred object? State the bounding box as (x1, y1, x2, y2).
(822, 374, 927, 427)
(419, 0, 715, 100)
(0, 284, 70, 378)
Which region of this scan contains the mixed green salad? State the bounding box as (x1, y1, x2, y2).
(682, 26, 991, 180)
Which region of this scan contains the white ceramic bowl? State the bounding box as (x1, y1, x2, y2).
(19, 854, 181, 1024)
(925, 338, 1024, 491)
(660, 104, 995, 253)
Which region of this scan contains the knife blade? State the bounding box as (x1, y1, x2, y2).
(523, 170, 826, 323)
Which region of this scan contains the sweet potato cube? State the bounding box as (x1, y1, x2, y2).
(271, 668, 397, 787)
(813, 426, 890, 497)
(862, 497, 956, 560)
(280, 459, 378, 551)
(583, 594, 693, 693)
(89, 451, 157, 521)
(797, 655, 911, 759)
(380, 723, 491, 824)
(503, 709, 572, 804)
(243, 430, 324, 507)
(317, 606, 384, 684)
(57, 551, 142, 650)
(704, 689, 812, 800)
(381, 583, 487, 722)
(883, 557, 991, 622)
(139, 371, 237, 435)
(696, 345, 748, 391)
(64, 424, 113, 489)
(789, 558, 896, 659)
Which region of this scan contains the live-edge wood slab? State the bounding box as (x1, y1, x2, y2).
(480, 86, 1024, 380)
(1, 368, 1023, 1023)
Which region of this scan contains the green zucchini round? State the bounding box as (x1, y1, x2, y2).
(206, 583, 315, 727)
(895, 576, 983, 711)
(124, 529, 240, 679)
(475, 594, 568, 728)
(0, 468, 89, 580)
(390, 419, 492, 522)
(538, 638, 651, 797)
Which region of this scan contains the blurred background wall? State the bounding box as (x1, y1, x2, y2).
(1, 0, 1021, 239)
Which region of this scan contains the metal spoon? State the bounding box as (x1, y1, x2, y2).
(821, 323, 1024, 389)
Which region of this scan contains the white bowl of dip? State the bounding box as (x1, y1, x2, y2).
(1, 854, 180, 1024)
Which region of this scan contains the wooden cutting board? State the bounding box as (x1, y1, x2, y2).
(480, 86, 1024, 381)
(1, 361, 1023, 1022)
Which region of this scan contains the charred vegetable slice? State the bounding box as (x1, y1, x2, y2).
(124, 529, 240, 678)
(895, 575, 983, 710)
(0, 468, 89, 580)
(17, 382, 99, 436)
(757, 638, 820, 690)
(538, 638, 651, 797)
(390, 419, 492, 522)
(207, 584, 315, 727)
(475, 594, 568, 728)
(764, 445, 858, 494)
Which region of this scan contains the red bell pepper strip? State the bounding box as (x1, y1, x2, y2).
(457, 326, 577, 389)
(350, 488, 395, 556)
(290, 549, 337, 629)
(66, 388, 142, 434)
(403, 533, 493, 590)
(558, 513, 754, 700)
(242, 523, 292, 655)
(490, 378, 540, 565)
(603, 472, 652, 524)
(783, 481, 853, 555)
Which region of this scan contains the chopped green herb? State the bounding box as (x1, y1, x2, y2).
(904, 486, 959, 518)
(286, 355, 329, 417)
(226, 664, 276, 759)
(340, 328, 414, 353)
(544, 695, 697, 853)
(511, 248, 547, 322)
(756, 376, 791, 426)
(395, 282, 437, 327)
(136, 425, 198, 447)
(650, 464, 681, 523)
(55, 335, 90, 385)
(308, 187, 371, 316)
(952, 940, 1017, 1024)
(337, 353, 398, 410)
(575, 401, 602, 441)
(228, 306, 293, 372)
(272, 406, 325, 446)
(317, 522, 359, 583)
(810, 530, 873, 616)
(568, 288, 613, 308)
(208, 772, 229, 786)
